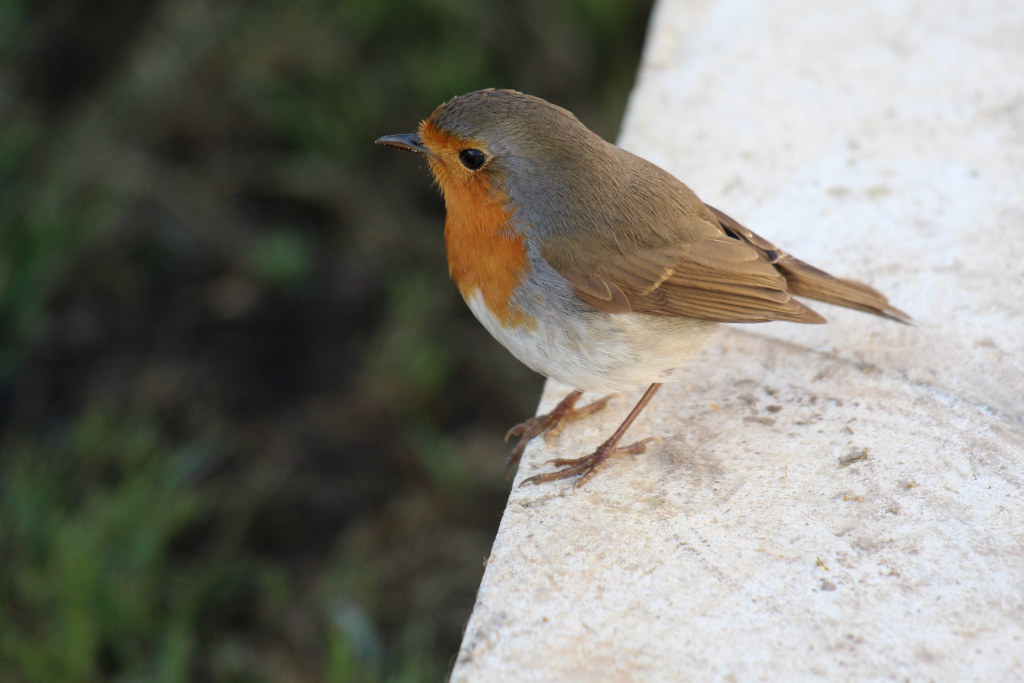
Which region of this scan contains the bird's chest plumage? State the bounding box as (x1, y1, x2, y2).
(443, 180, 536, 330)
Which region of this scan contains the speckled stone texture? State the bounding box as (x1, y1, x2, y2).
(450, 0, 1024, 680)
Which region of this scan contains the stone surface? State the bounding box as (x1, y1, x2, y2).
(450, 0, 1024, 680)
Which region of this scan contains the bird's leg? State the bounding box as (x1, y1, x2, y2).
(520, 383, 663, 489)
(504, 390, 616, 478)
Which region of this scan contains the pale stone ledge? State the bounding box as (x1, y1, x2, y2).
(450, 0, 1024, 680)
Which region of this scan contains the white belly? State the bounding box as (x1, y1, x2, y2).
(463, 289, 717, 393)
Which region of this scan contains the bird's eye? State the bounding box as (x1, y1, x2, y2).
(459, 148, 486, 170)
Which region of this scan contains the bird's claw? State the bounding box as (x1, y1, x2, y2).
(522, 436, 660, 489)
(503, 391, 615, 479)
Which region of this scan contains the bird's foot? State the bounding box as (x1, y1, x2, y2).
(503, 391, 616, 478)
(519, 436, 660, 489)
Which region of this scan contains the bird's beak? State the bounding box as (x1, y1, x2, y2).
(375, 133, 428, 154)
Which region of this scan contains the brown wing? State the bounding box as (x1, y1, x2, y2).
(545, 204, 910, 325)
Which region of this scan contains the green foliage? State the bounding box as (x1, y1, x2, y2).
(247, 230, 314, 290)
(0, 411, 208, 681)
(0, 409, 453, 682)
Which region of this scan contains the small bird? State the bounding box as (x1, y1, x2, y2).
(377, 89, 909, 488)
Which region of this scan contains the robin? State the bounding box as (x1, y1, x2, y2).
(377, 89, 909, 489)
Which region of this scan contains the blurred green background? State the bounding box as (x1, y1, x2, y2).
(0, 0, 654, 680)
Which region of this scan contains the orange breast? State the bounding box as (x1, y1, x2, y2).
(420, 122, 534, 329)
(443, 178, 535, 329)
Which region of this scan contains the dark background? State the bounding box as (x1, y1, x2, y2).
(0, 0, 654, 680)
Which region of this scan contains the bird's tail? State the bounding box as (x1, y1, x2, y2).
(774, 255, 912, 324)
(706, 204, 912, 325)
